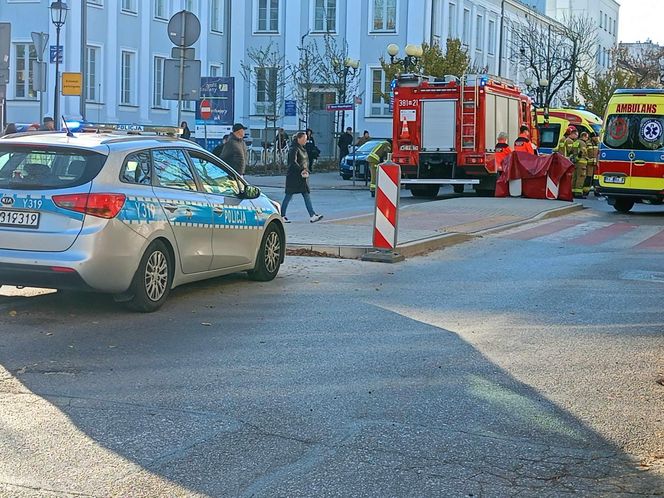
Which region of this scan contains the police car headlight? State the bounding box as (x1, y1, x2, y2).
(270, 199, 282, 213)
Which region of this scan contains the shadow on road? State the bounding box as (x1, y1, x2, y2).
(0, 272, 661, 496)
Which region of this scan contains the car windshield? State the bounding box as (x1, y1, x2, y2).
(0, 145, 107, 190)
(356, 140, 384, 153)
(604, 114, 664, 151)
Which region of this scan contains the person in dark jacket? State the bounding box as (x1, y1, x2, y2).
(281, 131, 323, 223)
(219, 123, 248, 175)
(180, 121, 191, 140)
(304, 128, 320, 172)
(337, 127, 353, 161)
(212, 134, 229, 158)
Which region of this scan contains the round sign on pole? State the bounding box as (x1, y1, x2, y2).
(200, 99, 212, 120)
(168, 10, 201, 47)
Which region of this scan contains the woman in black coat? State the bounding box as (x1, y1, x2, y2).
(281, 132, 323, 223)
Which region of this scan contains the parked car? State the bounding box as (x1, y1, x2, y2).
(0, 126, 285, 312)
(339, 139, 390, 180)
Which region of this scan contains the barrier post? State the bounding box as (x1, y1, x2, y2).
(362, 158, 405, 263)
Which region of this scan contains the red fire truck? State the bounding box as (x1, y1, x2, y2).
(391, 74, 534, 197)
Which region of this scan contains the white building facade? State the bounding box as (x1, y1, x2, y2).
(0, 0, 618, 150)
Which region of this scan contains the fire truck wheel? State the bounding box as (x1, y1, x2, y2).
(453, 185, 464, 194)
(410, 185, 440, 198)
(612, 198, 634, 213)
(476, 189, 495, 197)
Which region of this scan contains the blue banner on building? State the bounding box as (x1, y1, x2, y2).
(196, 77, 234, 126)
(285, 100, 297, 117)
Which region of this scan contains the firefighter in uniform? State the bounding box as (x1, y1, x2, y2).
(585, 134, 599, 196)
(568, 127, 588, 198)
(368, 140, 392, 197)
(513, 125, 536, 155)
(494, 132, 512, 175)
(553, 126, 574, 156)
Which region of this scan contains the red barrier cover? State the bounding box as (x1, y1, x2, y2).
(495, 152, 575, 201)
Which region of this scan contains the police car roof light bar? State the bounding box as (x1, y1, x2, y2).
(80, 122, 183, 136)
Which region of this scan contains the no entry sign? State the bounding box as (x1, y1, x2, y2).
(200, 99, 212, 119)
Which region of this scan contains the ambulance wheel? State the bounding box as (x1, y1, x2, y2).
(453, 184, 464, 194)
(613, 198, 634, 214)
(410, 185, 440, 198)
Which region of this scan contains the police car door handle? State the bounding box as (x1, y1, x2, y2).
(213, 206, 224, 216)
(633, 160, 646, 166)
(163, 204, 178, 213)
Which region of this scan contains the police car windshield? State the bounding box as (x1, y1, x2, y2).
(0, 146, 107, 190)
(356, 140, 385, 153)
(604, 114, 664, 151)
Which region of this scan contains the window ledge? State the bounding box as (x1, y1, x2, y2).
(151, 106, 170, 111)
(119, 103, 139, 108)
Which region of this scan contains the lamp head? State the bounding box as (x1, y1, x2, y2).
(539, 78, 549, 87)
(50, 1, 69, 26)
(524, 77, 533, 87)
(404, 44, 418, 57)
(387, 44, 399, 57)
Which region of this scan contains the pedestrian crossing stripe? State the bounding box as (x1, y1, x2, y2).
(501, 220, 664, 250)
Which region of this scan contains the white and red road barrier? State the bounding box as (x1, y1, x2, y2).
(372, 161, 401, 250)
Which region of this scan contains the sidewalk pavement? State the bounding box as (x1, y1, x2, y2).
(246, 171, 369, 191)
(284, 197, 583, 259)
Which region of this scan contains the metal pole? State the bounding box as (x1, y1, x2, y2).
(79, 0, 86, 120)
(177, 13, 185, 126)
(54, 25, 61, 130)
(498, 0, 505, 76)
(352, 102, 356, 187)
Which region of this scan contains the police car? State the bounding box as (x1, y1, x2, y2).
(0, 124, 285, 312)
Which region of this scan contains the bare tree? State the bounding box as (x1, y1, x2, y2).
(316, 34, 362, 131)
(578, 68, 638, 117)
(240, 42, 289, 169)
(511, 15, 597, 108)
(615, 44, 664, 88)
(288, 41, 324, 130)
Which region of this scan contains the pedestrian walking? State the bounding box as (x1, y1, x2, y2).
(212, 134, 230, 158)
(337, 126, 353, 161)
(275, 127, 289, 150)
(2, 123, 17, 136)
(356, 130, 371, 147)
(219, 123, 248, 175)
(39, 116, 55, 131)
(180, 121, 191, 140)
(304, 128, 320, 172)
(281, 131, 323, 223)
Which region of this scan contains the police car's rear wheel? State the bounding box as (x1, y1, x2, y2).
(613, 198, 634, 214)
(126, 240, 172, 312)
(248, 223, 283, 281)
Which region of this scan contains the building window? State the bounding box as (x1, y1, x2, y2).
(257, 0, 279, 32)
(14, 44, 37, 99)
(448, 2, 457, 38)
(431, 0, 441, 44)
(209, 64, 222, 76)
(87, 0, 103, 5)
(370, 68, 391, 117)
(210, 0, 223, 32)
(476, 14, 484, 50)
(154, 0, 167, 19)
(121, 50, 135, 105)
(153, 56, 165, 108)
(254, 66, 277, 115)
(121, 0, 137, 13)
(462, 8, 470, 46)
(86, 46, 100, 102)
(604, 13, 608, 31)
(182, 100, 194, 111)
(488, 19, 496, 55)
(371, 0, 396, 32)
(314, 0, 336, 32)
(185, 0, 197, 12)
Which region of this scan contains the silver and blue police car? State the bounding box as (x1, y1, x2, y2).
(0, 126, 285, 312)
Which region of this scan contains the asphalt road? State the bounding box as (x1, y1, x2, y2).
(0, 195, 662, 496)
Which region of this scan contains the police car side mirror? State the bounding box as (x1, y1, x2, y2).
(243, 185, 261, 199)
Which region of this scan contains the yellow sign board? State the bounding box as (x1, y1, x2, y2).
(61, 72, 82, 96)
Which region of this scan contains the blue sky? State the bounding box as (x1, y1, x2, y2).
(618, 0, 664, 45)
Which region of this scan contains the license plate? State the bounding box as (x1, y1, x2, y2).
(604, 176, 626, 184)
(0, 209, 40, 228)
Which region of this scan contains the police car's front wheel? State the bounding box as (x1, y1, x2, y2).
(248, 223, 283, 281)
(126, 240, 173, 312)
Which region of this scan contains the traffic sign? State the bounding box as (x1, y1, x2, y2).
(285, 99, 296, 116)
(49, 45, 63, 63)
(200, 99, 212, 119)
(168, 10, 201, 47)
(31, 32, 48, 62)
(326, 103, 353, 111)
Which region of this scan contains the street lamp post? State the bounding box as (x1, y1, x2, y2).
(386, 43, 423, 73)
(333, 57, 359, 132)
(50, 1, 68, 131)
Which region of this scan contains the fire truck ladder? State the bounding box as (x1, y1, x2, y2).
(460, 77, 479, 150)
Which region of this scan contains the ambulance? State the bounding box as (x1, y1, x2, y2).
(595, 89, 664, 213)
(535, 108, 603, 155)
